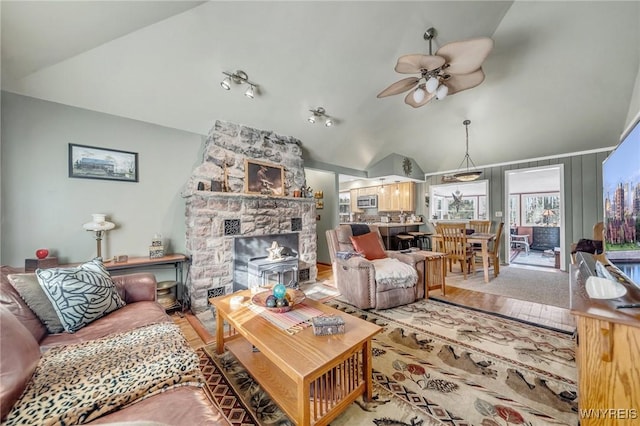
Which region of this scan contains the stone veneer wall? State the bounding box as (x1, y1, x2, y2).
(183, 120, 317, 312)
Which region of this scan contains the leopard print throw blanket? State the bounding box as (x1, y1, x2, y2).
(4, 323, 204, 425)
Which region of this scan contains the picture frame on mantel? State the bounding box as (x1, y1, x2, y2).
(69, 143, 139, 182)
(244, 159, 284, 196)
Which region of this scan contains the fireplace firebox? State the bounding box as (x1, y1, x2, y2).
(234, 233, 299, 292)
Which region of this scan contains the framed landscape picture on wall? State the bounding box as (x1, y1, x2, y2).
(69, 144, 139, 182)
(244, 159, 284, 196)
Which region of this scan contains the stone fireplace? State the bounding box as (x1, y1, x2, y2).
(183, 121, 317, 312)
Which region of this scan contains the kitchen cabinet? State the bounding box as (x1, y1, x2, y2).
(358, 186, 379, 196)
(347, 182, 415, 213)
(339, 191, 351, 220)
(379, 182, 415, 212)
(350, 189, 361, 212)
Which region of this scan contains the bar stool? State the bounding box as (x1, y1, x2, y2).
(396, 234, 415, 250)
(408, 231, 431, 250)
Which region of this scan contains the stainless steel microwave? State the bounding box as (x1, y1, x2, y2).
(357, 195, 377, 208)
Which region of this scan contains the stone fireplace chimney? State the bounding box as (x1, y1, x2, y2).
(183, 121, 317, 312)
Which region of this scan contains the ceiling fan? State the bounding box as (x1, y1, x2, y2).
(377, 27, 493, 108)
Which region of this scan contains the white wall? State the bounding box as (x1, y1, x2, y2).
(626, 65, 640, 128)
(1, 92, 205, 267)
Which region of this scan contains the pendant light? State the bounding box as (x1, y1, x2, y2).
(453, 119, 482, 182)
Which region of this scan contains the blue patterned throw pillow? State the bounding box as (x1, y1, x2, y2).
(35, 258, 126, 333)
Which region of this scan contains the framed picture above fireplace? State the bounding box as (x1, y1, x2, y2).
(244, 159, 284, 196)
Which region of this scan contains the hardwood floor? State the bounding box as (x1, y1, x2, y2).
(317, 262, 575, 332)
(175, 262, 575, 350)
(172, 312, 208, 349)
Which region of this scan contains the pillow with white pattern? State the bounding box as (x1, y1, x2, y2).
(36, 258, 126, 333)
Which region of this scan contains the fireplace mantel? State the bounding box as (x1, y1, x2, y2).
(184, 191, 316, 204)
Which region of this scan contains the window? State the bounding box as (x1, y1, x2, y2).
(509, 195, 520, 227)
(429, 180, 489, 220)
(521, 193, 560, 226)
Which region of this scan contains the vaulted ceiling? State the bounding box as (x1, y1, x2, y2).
(2, 1, 639, 176)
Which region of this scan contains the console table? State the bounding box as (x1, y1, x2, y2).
(105, 254, 189, 311)
(105, 253, 188, 283)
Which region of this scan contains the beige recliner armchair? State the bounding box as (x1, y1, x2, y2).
(326, 224, 424, 310)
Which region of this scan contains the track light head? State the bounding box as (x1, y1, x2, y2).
(220, 77, 231, 90)
(244, 85, 255, 99)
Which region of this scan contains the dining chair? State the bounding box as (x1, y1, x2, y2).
(469, 220, 491, 234)
(438, 222, 475, 279)
(474, 222, 504, 278)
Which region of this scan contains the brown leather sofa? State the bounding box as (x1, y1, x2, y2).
(0, 266, 229, 425)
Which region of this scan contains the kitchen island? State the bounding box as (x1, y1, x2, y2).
(341, 222, 426, 250)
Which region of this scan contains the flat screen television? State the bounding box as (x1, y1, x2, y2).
(602, 111, 640, 286)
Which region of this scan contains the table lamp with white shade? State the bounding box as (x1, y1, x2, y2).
(83, 214, 115, 258)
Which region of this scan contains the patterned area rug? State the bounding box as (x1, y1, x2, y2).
(198, 298, 578, 425)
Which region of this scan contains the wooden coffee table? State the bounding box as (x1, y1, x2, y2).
(210, 290, 381, 426)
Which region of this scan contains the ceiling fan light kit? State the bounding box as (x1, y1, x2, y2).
(308, 107, 334, 127)
(378, 27, 493, 108)
(453, 119, 482, 182)
(220, 69, 258, 98)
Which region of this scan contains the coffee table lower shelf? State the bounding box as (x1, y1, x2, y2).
(225, 337, 366, 426)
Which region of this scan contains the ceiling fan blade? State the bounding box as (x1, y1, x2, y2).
(395, 54, 445, 74)
(444, 69, 486, 95)
(436, 37, 493, 75)
(404, 88, 435, 108)
(377, 77, 420, 98)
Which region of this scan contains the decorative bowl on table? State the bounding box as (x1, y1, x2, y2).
(251, 288, 306, 313)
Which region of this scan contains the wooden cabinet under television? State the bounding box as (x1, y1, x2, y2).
(570, 252, 640, 425)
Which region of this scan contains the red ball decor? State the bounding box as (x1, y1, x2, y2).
(35, 249, 49, 259)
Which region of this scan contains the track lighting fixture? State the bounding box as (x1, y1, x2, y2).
(220, 70, 259, 98)
(307, 107, 334, 127)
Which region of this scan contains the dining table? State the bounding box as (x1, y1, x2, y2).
(431, 232, 497, 283)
